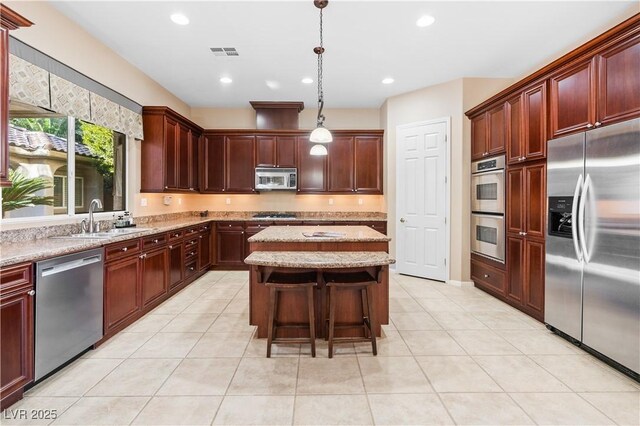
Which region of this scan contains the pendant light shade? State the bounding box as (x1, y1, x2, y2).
(310, 144, 328, 156)
(309, 125, 333, 143)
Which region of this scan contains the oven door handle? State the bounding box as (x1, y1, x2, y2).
(571, 174, 583, 263)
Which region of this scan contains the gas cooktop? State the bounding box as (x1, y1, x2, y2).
(252, 213, 297, 219)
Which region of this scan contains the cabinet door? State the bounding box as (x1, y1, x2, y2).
(522, 82, 547, 160)
(354, 136, 383, 194)
(104, 256, 141, 331)
(276, 136, 297, 168)
(190, 132, 200, 192)
(506, 94, 524, 164)
(297, 136, 327, 192)
(141, 248, 168, 307)
(0, 287, 34, 403)
(506, 167, 524, 235)
(471, 113, 488, 160)
(177, 124, 191, 189)
(216, 230, 246, 266)
(327, 136, 355, 192)
(201, 135, 225, 193)
(225, 135, 255, 193)
(550, 58, 597, 138)
(168, 243, 184, 289)
(256, 136, 277, 167)
(597, 35, 640, 126)
(164, 118, 179, 190)
(506, 236, 524, 302)
(198, 231, 212, 271)
(524, 239, 545, 317)
(487, 103, 506, 155)
(525, 162, 546, 239)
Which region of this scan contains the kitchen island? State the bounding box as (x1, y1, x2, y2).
(246, 226, 393, 338)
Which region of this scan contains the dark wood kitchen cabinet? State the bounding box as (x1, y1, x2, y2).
(201, 134, 225, 193)
(297, 135, 327, 193)
(141, 107, 203, 193)
(507, 236, 545, 320)
(507, 162, 546, 240)
(141, 247, 168, 307)
(199, 230, 212, 271)
(244, 222, 272, 257)
(471, 107, 506, 160)
(1, 7, 32, 187)
(506, 94, 524, 164)
(521, 82, 547, 162)
(104, 254, 142, 333)
(168, 242, 184, 289)
(225, 135, 256, 193)
(328, 136, 355, 192)
(256, 135, 297, 168)
(0, 263, 34, 410)
(355, 136, 383, 194)
(216, 222, 247, 266)
(471, 113, 489, 160)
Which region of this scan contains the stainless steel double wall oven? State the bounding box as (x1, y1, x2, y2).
(471, 155, 505, 262)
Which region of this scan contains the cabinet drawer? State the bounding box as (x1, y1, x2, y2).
(184, 244, 199, 261)
(197, 222, 212, 233)
(168, 229, 184, 241)
(142, 233, 167, 249)
(184, 238, 199, 251)
(0, 263, 32, 293)
(106, 239, 141, 261)
(217, 221, 244, 231)
(358, 221, 387, 234)
(303, 221, 335, 226)
(471, 259, 506, 294)
(185, 226, 200, 237)
(184, 260, 198, 279)
(245, 222, 272, 233)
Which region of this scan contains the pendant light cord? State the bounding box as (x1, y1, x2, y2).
(316, 7, 325, 127)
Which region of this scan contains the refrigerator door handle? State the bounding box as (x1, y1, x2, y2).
(578, 174, 592, 263)
(572, 174, 584, 262)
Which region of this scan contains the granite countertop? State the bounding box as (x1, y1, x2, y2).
(0, 217, 214, 268)
(247, 226, 391, 243)
(244, 251, 396, 268)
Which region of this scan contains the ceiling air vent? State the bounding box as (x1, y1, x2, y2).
(210, 47, 239, 57)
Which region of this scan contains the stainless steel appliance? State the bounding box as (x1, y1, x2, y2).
(255, 167, 297, 191)
(35, 249, 104, 380)
(471, 155, 506, 262)
(471, 155, 505, 214)
(471, 213, 505, 262)
(546, 118, 640, 378)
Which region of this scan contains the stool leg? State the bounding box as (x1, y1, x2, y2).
(306, 286, 316, 357)
(365, 286, 377, 356)
(266, 287, 277, 358)
(324, 286, 330, 341)
(361, 288, 369, 339)
(328, 286, 336, 359)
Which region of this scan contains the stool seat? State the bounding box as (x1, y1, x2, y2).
(264, 270, 318, 357)
(322, 270, 380, 358)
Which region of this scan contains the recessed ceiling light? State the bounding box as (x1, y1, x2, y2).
(416, 15, 435, 28)
(170, 13, 189, 26)
(302, 77, 314, 84)
(382, 77, 395, 85)
(220, 77, 233, 84)
(266, 80, 280, 89)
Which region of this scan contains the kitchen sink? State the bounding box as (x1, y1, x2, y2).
(51, 228, 152, 240)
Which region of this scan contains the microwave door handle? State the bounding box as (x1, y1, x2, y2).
(578, 174, 592, 263)
(571, 174, 584, 262)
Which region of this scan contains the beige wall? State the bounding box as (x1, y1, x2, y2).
(381, 77, 513, 282)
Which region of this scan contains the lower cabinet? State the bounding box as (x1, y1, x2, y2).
(216, 222, 246, 267)
(471, 259, 506, 296)
(0, 263, 34, 410)
(104, 254, 142, 333)
(141, 247, 168, 307)
(168, 242, 184, 289)
(199, 230, 212, 271)
(506, 235, 545, 320)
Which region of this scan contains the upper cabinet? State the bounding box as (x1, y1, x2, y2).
(297, 135, 327, 193)
(225, 135, 256, 193)
(141, 107, 203, 193)
(549, 33, 639, 137)
(522, 82, 548, 162)
(256, 135, 297, 168)
(471, 105, 506, 161)
(201, 134, 225, 193)
(327, 136, 355, 192)
(1, 7, 33, 187)
(354, 136, 383, 194)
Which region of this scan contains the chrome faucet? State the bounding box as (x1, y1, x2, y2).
(82, 199, 103, 234)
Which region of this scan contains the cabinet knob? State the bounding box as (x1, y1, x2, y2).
(27, 290, 35, 296)
(153, 239, 159, 243)
(587, 123, 594, 128)
(222, 189, 225, 192)
(169, 245, 173, 249)
(189, 267, 195, 271)
(595, 122, 601, 127)
(199, 235, 203, 239)
(139, 254, 147, 259)
(122, 247, 128, 252)
(174, 233, 179, 237)
(484, 274, 490, 278)
(164, 186, 169, 189)
(190, 252, 195, 256)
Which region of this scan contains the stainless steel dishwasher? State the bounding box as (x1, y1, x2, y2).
(35, 248, 104, 381)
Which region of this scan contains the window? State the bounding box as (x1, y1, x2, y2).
(3, 101, 127, 219)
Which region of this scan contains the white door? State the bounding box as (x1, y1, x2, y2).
(396, 119, 449, 281)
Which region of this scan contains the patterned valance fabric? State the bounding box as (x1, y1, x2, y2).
(8, 54, 144, 140)
(9, 54, 50, 109)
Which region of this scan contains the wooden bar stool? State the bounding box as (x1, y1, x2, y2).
(322, 269, 381, 358)
(264, 270, 317, 358)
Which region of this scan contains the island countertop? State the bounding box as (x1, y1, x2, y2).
(247, 225, 391, 243)
(245, 251, 395, 268)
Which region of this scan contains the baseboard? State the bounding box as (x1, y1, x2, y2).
(446, 279, 474, 288)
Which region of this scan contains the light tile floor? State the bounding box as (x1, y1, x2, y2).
(3, 271, 639, 425)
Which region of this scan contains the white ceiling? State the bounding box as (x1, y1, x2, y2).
(51, 1, 638, 108)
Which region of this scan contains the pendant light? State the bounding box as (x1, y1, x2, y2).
(310, 0, 332, 155)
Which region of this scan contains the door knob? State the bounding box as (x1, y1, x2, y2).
(400, 218, 406, 223)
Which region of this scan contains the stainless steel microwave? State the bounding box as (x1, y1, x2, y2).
(255, 167, 297, 191)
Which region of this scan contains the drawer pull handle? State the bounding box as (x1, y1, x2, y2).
(153, 239, 159, 243)
(122, 247, 128, 252)
(173, 233, 179, 237)
(27, 290, 35, 296)
(484, 274, 490, 278)
(189, 267, 195, 271)
(190, 252, 195, 256)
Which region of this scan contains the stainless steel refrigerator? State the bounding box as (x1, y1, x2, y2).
(546, 117, 640, 377)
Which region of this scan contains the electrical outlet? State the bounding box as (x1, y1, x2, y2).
(328, 198, 334, 205)
(358, 198, 363, 205)
(226, 198, 231, 205)
(140, 198, 148, 207)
